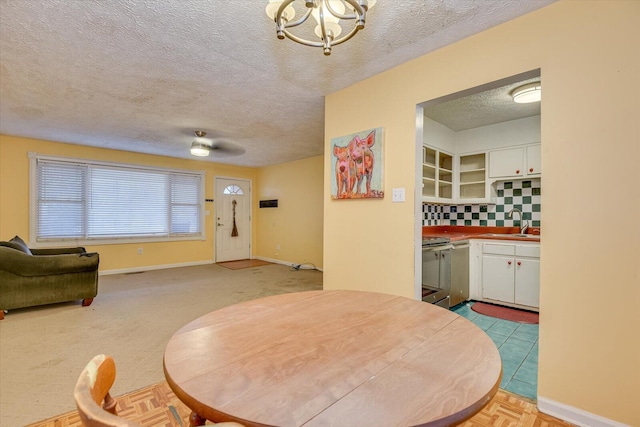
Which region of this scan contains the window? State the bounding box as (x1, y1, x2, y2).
(30, 154, 205, 244)
(223, 184, 244, 195)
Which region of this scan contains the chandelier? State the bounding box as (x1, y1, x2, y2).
(265, 0, 376, 56)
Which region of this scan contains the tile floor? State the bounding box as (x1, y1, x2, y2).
(452, 301, 538, 400)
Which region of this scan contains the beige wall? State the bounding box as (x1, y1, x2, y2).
(324, 1, 639, 425)
(0, 134, 260, 271)
(255, 156, 323, 269)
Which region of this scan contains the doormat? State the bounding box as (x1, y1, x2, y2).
(217, 259, 273, 270)
(471, 302, 539, 324)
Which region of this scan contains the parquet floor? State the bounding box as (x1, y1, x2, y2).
(27, 383, 575, 427)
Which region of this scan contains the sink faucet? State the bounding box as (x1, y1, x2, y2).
(508, 208, 529, 234)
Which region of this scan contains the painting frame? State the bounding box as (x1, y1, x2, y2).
(331, 127, 384, 200)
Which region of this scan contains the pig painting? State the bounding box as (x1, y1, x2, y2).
(333, 144, 356, 198)
(330, 127, 384, 199)
(348, 130, 376, 196)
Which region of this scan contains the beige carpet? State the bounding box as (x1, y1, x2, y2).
(217, 259, 273, 270)
(0, 263, 323, 427)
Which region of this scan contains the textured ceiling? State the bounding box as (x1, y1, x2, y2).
(0, 0, 554, 167)
(423, 76, 541, 132)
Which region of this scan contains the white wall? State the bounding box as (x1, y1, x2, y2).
(457, 116, 541, 153)
(424, 115, 541, 155)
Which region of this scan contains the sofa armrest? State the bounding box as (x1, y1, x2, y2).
(0, 247, 99, 277)
(30, 247, 86, 255)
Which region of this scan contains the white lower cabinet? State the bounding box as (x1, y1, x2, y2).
(481, 242, 540, 309)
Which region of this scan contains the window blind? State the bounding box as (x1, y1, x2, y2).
(34, 157, 203, 242)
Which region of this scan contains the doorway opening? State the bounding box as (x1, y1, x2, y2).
(214, 177, 251, 262)
(415, 69, 542, 400)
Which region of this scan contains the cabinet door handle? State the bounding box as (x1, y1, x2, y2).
(516, 169, 520, 174)
(529, 168, 534, 173)
(517, 261, 522, 266)
(508, 261, 512, 265)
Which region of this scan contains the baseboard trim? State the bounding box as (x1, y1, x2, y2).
(254, 256, 323, 272)
(99, 260, 213, 276)
(537, 396, 630, 427)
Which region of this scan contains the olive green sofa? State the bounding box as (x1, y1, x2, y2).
(0, 236, 99, 320)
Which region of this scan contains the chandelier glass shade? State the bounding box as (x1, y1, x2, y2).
(265, 0, 376, 55)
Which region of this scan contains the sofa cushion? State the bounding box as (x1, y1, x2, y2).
(8, 236, 32, 255)
(0, 241, 27, 253)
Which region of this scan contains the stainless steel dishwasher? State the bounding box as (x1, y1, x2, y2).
(450, 240, 470, 307)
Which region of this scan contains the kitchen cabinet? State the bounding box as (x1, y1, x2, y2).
(488, 144, 541, 179)
(422, 146, 453, 202)
(526, 144, 541, 175)
(458, 152, 489, 202)
(481, 242, 540, 309)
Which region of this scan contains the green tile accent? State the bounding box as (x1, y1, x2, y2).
(513, 358, 538, 385)
(480, 220, 487, 226)
(465, 205, 472, 212)
(471, 316, 498, 331)
(523, 212, 532, 220)
(505, 379, 537, 400)
(480, 205, 488, 212)
(450, 220, 457, 225)
(496, 205, 504, 213)
(532, 204, 541, 212)
(472, 213, 479, 219)
(514, 189, 522, 196)
(523, 196, 532, 204)
(504, 182, 513, 189)
(523, 181, 532, 188)
(514, 204, 522, 211)
(464, 220, 472, 226)
(510, 328, 539, 343)
(488, 212, 496, 219)
(496, 220, 504, 226)
(458, 212, 465, 219)
(486, 330, 509, 347)
(532, 220, 541, 227)
(532, 187, 541, 195)
(505, 197, 513, 204)
(488, 319, 519, 336)
(497, 189, 504, 197)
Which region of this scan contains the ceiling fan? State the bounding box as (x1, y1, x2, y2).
(190, 131, 245, 158)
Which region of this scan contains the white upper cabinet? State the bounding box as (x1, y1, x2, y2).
(489, 143, 541, 179)
(457, 152, 490, 203)
(526, 144, 541, 175)
(489, 147, 524, 178)
(422, 146, 453, 202)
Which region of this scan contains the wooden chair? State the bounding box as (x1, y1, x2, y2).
(74, 354, 245, 427)
(74, 354, 140, 427)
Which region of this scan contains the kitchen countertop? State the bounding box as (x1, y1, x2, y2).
(422, 225, 541, 243)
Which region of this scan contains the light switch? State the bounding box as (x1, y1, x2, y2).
(392, 187, 405, 203)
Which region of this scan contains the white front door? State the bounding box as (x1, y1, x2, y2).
(215, 177, 251, 262)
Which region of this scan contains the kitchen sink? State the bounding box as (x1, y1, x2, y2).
(483, 233, 539, 238)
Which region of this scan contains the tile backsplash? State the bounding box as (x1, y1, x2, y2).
(423, 179, 541, 227)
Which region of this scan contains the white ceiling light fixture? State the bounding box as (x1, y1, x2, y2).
(265, 0, 376, 56)
(190, 131, 210, 157)
(511, 82, 542, 104)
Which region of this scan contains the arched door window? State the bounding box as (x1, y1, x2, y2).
(223, 185, 244, 195)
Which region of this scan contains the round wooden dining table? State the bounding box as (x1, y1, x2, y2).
(163, 290, 502, 427)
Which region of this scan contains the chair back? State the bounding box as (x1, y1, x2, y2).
(74, 354, 140, 427)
